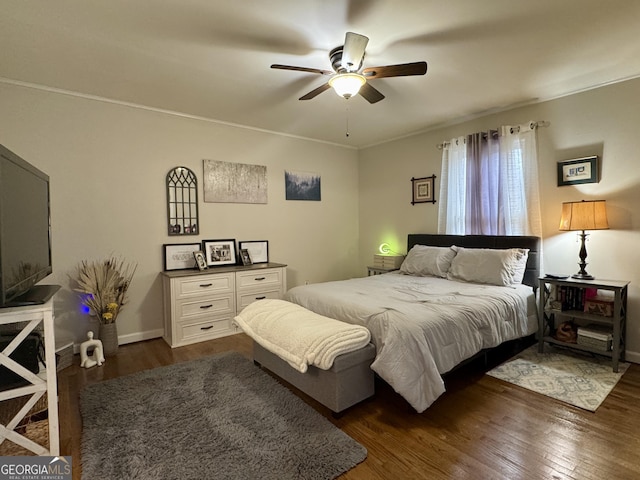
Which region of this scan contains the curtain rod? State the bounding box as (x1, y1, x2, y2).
(436, 120, 550, 150)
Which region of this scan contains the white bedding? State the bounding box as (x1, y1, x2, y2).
(283, 272, 536, 413)
(234, 299, 371, 373)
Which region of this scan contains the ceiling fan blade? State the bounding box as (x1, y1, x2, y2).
(362, 61, 427, 79)
(271, 64, 333, 76)
(342, 32, 369, 72)
(299, 83, 332, 100)
(359, 82, 385, 104)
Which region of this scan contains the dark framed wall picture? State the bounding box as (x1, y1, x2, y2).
(163, 243, 201, 271)
(202, 239, 237, 267)
(240, 248, 252, 266)
(557, 156, 599, 186)
(285, 171, 321, 201)
(411, 175, 436, 205)
(239, 240, 269, 263)
(193, 250, 208, 271)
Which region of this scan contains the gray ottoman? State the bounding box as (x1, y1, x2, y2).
(253, 341, 376, 414)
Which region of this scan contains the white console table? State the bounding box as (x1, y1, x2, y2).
(0, 296, 59, 455)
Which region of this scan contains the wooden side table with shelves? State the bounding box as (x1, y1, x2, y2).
(538, 276, 629, 372)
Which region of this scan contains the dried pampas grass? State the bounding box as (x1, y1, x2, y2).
(74, 257, 137, 324)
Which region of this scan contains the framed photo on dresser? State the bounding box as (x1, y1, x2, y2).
(239, 240, 269, 264)
(202, 239, 237, 267)
(240, 248, 252, 266)
(193, 251, 208, 271)
(163, 243, 201, 271)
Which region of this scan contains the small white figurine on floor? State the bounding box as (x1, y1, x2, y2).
(80, 331, 105, 368)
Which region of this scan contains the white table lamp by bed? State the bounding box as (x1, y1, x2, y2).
(559, 199, 609, 280)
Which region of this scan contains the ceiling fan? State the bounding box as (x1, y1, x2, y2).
(271, 32, 427, 104)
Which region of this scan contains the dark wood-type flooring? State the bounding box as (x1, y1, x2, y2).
(56, 333, 640, 480)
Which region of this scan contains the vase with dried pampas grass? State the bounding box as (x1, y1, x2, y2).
(73, 257, 137, 356)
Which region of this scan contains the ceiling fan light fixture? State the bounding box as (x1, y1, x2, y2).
(328, 73, 366, 99)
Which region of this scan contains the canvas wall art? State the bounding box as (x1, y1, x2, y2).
(203, 159, 267, 204)
(285, 170, 321, 201)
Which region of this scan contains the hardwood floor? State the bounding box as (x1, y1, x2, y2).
(57, 333, 640, 480)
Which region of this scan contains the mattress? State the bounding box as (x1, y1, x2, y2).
(284, 272, 536, 413)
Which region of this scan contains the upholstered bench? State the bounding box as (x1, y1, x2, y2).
(253, 341, 376, 415)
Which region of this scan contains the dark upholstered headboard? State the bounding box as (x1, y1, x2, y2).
(407, 234, 541, 289)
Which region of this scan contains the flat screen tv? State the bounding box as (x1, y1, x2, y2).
(0, 144, 56, 307)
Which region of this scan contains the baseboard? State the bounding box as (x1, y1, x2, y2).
(72, 328, 164, 353)
(118, 328, 164, 346)
(625, 350, 640, 365)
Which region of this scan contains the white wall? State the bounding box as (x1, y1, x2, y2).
(358, 77, 640, 362)
(3, 77, 639, 362)
(0, 82, 360, 345)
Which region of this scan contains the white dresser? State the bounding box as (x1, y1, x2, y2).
(162, 263, 286, 348)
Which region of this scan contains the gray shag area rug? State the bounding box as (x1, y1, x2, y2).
(80, 352, 367, 480)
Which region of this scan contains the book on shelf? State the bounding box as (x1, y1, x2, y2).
(549, 285, 599, 312)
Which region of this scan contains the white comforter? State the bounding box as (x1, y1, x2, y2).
(284, 272, 536, 413)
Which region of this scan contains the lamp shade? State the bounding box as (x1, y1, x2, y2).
(328, 73, 366, 99)
(559, 200, 609, 231)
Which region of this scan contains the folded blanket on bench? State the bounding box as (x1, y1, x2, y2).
(234, 299, 371, 373)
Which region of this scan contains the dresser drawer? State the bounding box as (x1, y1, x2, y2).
(236, 268, 282, 291)
(237, 288, 283, 312)
(175, 294, 234, 321)
(178, 317, 234, 344)
(176, 273, 234, 298)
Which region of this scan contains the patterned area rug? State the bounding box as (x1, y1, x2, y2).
(487, 344, 629, 411)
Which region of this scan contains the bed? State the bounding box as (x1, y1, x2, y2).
(283, 234, 541, 413)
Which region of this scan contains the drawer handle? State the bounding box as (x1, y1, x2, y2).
(200, 304, 213, 309)
(255, 296, 266, 300)
(199, 283, 213, 288)
(254, 277, 266, 281)
(200, 325, 214, 331)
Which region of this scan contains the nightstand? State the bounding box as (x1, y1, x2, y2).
(538, 276, 629, 372)
(372, 254, 404, 270)
(367, 266, 398, 276)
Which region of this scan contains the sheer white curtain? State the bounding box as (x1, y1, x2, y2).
(437, 122, 542, 237)
(437, 136, 467, 234)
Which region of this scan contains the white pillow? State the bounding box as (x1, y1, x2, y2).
(447, 246, 529, 286)
(399, 245, 457, 278)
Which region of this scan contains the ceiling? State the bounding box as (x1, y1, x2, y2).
(2, 0, 640, 148)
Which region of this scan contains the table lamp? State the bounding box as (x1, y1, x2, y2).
(559, 200, 609, 280)
(379, 243, 397, 255)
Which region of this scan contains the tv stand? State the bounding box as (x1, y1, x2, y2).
(3, 285, 61, 308)
(0, 295, 59, 455)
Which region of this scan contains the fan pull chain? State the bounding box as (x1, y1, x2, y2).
(345, 104, 350, 138)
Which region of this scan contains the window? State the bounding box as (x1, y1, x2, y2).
(437, 124, 542, 237)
